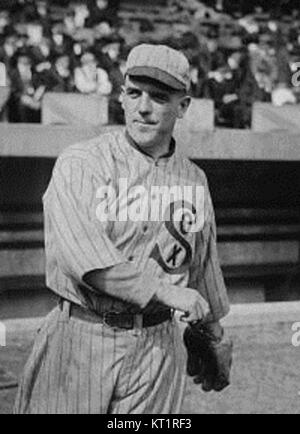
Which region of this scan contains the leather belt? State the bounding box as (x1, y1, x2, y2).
(67, 302, 173, 330)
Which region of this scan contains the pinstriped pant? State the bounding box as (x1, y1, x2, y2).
(14, 305, 187, 414)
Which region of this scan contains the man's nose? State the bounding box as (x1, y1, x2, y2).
(138, 92, 152, 115)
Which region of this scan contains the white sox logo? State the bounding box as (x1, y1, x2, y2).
(150, 201, 196, 275)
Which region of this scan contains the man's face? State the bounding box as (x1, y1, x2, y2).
(37, 1, 47, 16)
(81, 52, 97, 74)
(56, 55, 69, 70)
(0, 11, 9, 28)
(122, 75, 190, 151)
(97, 0, 108, 10)
(18, 56, 31, 69)
(4, 37, 17, 56)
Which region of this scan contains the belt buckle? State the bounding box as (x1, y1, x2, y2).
(103, 312, 133, 330)
(103, 312, 118, 329)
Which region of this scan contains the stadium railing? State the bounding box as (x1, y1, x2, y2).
(252, 102, 300, 133)
(42, 92, 109, 127)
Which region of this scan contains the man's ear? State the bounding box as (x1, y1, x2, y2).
(177, 95, 191, 119)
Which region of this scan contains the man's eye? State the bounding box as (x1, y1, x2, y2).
(126, 89, 141, 98)
(151, 93, 169, 103)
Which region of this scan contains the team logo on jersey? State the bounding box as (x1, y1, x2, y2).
(150, 201, 196, 275)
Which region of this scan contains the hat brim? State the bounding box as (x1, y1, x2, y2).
(127, 66, 187, 91)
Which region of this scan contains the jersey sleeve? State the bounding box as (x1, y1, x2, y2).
(189, 194, 230, 322)
(44, 155, 158, 308)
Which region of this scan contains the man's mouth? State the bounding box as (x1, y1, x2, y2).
(134, 120, 157, 126)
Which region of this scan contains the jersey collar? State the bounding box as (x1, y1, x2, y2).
(124, 130, 176, 163)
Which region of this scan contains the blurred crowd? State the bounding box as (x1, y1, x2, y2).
(0, 0, 300, 128)
(168, 0, 300, 127)
(0, 0, 125, 124)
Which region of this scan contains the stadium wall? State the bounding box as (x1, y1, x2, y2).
(0, 124, 299, 318)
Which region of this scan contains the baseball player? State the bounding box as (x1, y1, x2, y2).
(14, 44, 232, 415)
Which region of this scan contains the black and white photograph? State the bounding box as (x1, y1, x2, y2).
(0, 0, 300, 416)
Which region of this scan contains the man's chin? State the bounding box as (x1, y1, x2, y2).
(128, 130, 157, 149)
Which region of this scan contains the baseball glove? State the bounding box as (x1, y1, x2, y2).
(183, 324, 233, 392)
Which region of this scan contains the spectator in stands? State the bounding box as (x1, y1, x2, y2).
(26, 21, 43, 49)
(0, 59, 10, 121)
(190, 40, 216, 98)
(33, 0, 51, 35)
(0, 9, 10, 36)
(272, 82, 297, 107)
(17, 0, 41, 23)
(274, 28, 292, 86)
(7, 49, 45, 122)
(236, 56, 273, 128)
(64, 9, 76, 35)
(42, 53, 75, 93)
(15, 33, 29, 51)
(0, 60, 7, 86)
(36, 0, 48, 19)
(86, 0, 120, 28)
(72, 1, 90, 29)
(0, 33, 18, 69)
(203, 61, 240, 127)
(31, 35, 51, 61)
(100, 38, 125, 124)
(74, 50, 112, 95)
(93, 20, 114, 39)
(0, 0, 298, 128)
(51, 26, 74, 57)
(190, 62, 203, 98)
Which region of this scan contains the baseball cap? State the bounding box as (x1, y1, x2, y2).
(125, 44, 191, 92)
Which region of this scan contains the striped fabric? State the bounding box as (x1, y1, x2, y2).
(43, 131, 229, 320)
(126, 44, 191, 92)
(15, 130, 229, 414)
(14, 305, 186, 414)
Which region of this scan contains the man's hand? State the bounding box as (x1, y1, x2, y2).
(183, 322, 233, 392)
(176, 289, 210, 323)
(155, 286, 210, 323)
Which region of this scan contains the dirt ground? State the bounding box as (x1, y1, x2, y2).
(0, 321, 299, 414)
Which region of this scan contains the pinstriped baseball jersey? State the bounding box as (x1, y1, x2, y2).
(15, 130, 229, 415)
(43, 130, 229, 321)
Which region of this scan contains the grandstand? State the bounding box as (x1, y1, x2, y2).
(0, 0, 298, 313)
(0, 0, 300, 414)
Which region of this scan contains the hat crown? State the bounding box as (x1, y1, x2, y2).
(126, 44, 191, 91)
